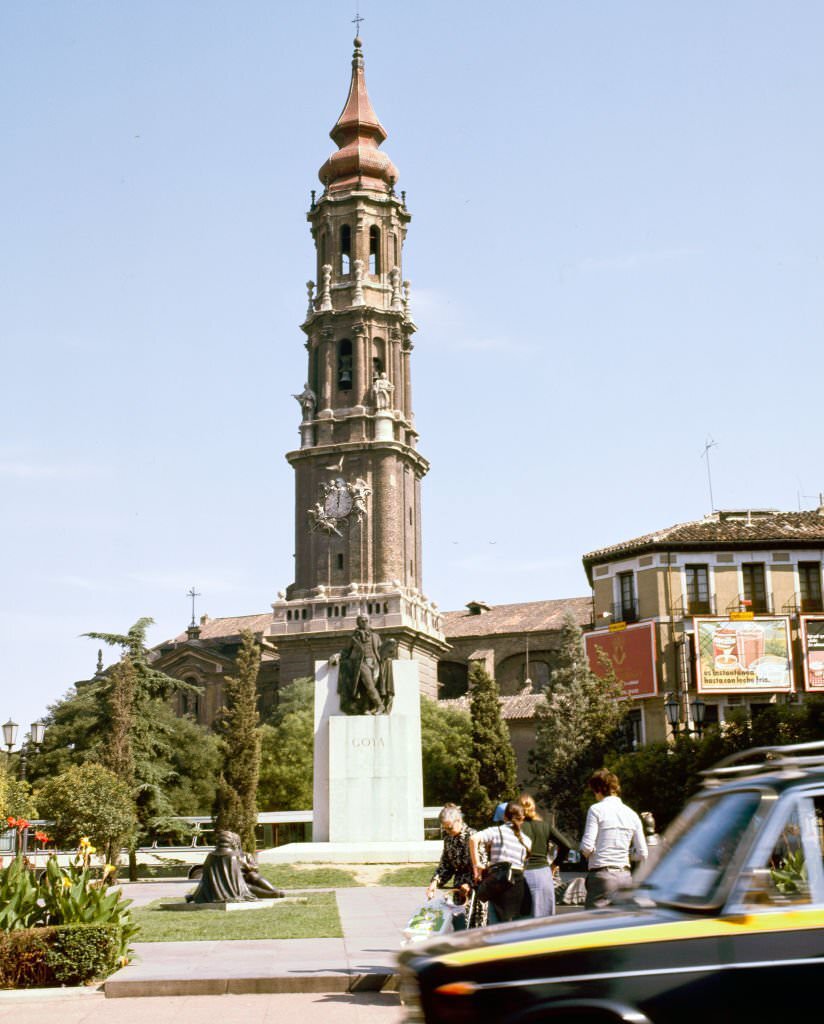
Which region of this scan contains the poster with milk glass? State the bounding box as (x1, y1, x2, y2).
(694, 617, 792, 693)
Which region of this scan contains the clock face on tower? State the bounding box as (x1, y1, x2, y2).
(323, 479, 353, 519)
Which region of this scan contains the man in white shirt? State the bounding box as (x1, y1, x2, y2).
(579, 769, 647, 909)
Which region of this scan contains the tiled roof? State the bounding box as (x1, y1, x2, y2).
(170, 612, 274, 644)
(440, 693, 546, 721)
(442, 597, 592, 639)
(583, 508, 824, 576)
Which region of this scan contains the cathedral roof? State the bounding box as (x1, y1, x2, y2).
(441, 597, 592, 639)
(318, 38, 399, 193)
(169, 612, 274, 644)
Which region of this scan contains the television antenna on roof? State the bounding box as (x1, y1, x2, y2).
(700, 436, 718, 512)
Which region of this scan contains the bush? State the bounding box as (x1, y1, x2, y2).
(0, 924, 124, 988)
(44, 924, 123, 985)
(0, 929, 49, 988)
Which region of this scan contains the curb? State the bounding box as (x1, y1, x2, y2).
(104, 972, 398, 998)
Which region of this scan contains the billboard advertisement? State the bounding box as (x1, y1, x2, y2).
(585, 621, 657, 699)
(801, 616, 824, 692)
(694, 617, 792, 693)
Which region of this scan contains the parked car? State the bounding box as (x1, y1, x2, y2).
(398, 740, 824, 1024)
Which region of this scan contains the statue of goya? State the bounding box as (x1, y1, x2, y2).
(337, 616, 396, 716)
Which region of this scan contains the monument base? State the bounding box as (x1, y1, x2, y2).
(257, 840, 443, 865)
(313, 660, 424, 843)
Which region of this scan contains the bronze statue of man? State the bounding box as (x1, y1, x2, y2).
(338, 615, 385, 715)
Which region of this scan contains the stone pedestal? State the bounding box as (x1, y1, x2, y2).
(312, 659, 424, 843)
(373, 411, 394, 441)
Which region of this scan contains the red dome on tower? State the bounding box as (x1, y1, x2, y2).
(318, 38, 399, 193)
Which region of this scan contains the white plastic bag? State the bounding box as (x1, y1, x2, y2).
(401, 897, 456, 945)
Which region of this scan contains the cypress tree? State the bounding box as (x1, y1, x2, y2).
(529, 614, 626, 836)
(214, 630, 262, 852)
(457, 662, 518, 827)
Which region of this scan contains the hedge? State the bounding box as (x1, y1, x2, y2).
(0, 923, 125, 989)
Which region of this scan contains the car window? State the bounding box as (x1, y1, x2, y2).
(639, 790, 763, 908)
(760, 806, 811, 905)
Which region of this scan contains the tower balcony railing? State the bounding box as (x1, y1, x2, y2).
(270, 588, 444, 638)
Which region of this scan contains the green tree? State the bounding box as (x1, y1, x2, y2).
(29, 618, 203, 878)
(258, 678, 314, 811)
(529, 614, 626, 836)
(609, 699, 824, 831)
(0, 762, 37, 823)
(420, 696, 472, 806)
(38, 763, 137, 864)
(456, 663, 517, 827)
(214, 630, 262, 851)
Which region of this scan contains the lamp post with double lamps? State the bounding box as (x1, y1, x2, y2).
(664, 693, 707, 739)
(3, 718, 47, 856)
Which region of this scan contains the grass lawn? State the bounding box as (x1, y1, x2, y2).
(258, 864, 360, 888)
(377, 864, 436, 886)
(131, 892, 342, 942)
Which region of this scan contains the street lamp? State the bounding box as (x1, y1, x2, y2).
(3, 719, 18, 753)
(664, 692, 681, 735)
(3, 718, 47, 780)
(689, 695, 706, 738)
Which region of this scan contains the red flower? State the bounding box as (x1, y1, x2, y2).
(6, 817, 16, 827)
(16, 819, 30, 831)
(34, 831, 50, 844)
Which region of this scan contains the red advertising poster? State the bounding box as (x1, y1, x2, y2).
(801, 616, 824, 692)
(585, 622, 657, 699)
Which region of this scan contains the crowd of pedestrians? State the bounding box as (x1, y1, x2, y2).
(426, 770, 649, 926)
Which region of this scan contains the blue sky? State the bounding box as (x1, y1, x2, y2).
(2, 1, 822, 733)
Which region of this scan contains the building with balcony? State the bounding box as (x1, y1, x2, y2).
(582, 507, 824, 744)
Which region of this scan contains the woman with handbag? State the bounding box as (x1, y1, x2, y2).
(519, 793, 566, 918)
(469, 801, 531, 923)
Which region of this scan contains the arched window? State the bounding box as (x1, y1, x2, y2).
(320, 231, 327, 269)
(372, 337, 385, 379)
(340, 225, 351, 275)
(369, 225, 380, 274)
(391, 233, 397, 267)
(438, 661, 469, 699)
(182, 677, 201, 721)
(338, 339, 353, 390)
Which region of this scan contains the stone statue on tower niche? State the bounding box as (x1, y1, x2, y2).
(337, 616, 396, 715)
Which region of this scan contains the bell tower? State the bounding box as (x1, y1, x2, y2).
(269, 37, 447, 694)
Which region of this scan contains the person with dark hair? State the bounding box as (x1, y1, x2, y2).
(580, 769, 647, 909)
(469, 801, 532, 923)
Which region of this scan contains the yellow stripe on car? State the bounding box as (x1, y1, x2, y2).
(437, 908, 824, 968)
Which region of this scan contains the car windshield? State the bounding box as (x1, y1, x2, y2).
(636, 789, 765, 908)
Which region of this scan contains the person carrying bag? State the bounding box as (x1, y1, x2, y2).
(469, 801, 532, 923)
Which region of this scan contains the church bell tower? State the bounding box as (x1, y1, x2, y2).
(269, 37, 446, 694)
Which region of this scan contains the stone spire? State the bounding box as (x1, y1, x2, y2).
(318, 38, 399, 193)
